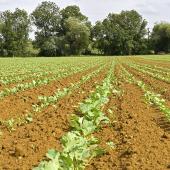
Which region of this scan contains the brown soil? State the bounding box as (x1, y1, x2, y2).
(127, 57, 170, 69)
(0, 72, 53, 91)
(0, 67, 108, 170)
(130, 63, 170, 78)
(0, 62, 92, 91)
(123, 64, 170, 102)
(86, 79, 122, 170)
(0, 65, 102, 120)
(0, 58, 170, 170)
(86, 65, 170, 170)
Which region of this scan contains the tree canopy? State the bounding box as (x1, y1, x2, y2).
(31, 2, 91, 56)
(0, 1, 169, 57)
(31, 1, 62, 56)
(61, 5, 88, 22)
(151, 23, 170, 53)
(64, 17, 90, 55)
(92, 10, 147, 55)
(0, 9, 30, 56)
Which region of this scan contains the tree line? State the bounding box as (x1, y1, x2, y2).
(0, 1, 170, 57)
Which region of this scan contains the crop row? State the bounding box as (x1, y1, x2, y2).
(128, 63, 170, 84)
(130, 62, 170, 77)
(0, 58, 105, 77)
(0, 59, 104, 85)
(120, 65, 170, 121)
(0, 70, 51, 85)
(33, 62, 115, 170)
(0, 62, 103, 99)
(0, 62, 86, 85)
(33, 64, 106, 113)
(0, 64, 106, 131)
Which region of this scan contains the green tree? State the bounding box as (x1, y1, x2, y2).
(64, 17, 90, 55)
(31, 1, 62, 56)
(32, 2, 91, 56)
(93, 10, 147, 55)
(0, 9, 30, 56)
(0, 18, 3, 55)
(151, 23, 170, 53)
(61, 5, 91, 41)
(92, 21, 107, 54)
(61, 5, 88, 22)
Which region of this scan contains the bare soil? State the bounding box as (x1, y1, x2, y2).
(0, 65, 101, 120)
(0, 59, 170, 170)
(0, 67, 108, 170)
(86, 65, 170, 170)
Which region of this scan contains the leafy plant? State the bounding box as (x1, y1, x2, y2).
(34, 132, 104, 170)
(122, 65, 170, 121)
(34, 62, 115, 170)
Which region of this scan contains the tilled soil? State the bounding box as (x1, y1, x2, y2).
(0, 67, 108, 170)
(124, 64, 170, 101)
(120, 63, 170, 131)
(86, 82, 122, 170)
(128, 57, 170, 69)
(115, 84, 170, 170)
(129, 61, 170, 78)
(0, 65, 102, 120)
(0, 63, 90, 91)
(0, 59, 170, 170)
(0, 73, 52, 92)
(86, 65, 170, 170)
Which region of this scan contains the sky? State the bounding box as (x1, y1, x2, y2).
(0, 0, 170, 38)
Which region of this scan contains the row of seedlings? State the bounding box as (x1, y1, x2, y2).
(128, 63, 170, 84)
(0, 62, 103, 99)
(0, 64, 106, 131)
(120, 65, 170, 121)
(33, 62, 115, 170)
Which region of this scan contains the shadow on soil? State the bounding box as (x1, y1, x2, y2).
(156, 116, 170, 132)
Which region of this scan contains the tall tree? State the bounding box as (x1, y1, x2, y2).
(31, 1, 62, 56)
(92, 21, 107, 54)
(64, 17, 90, 55)
(0, 9, 30, 56)
(151, 23, 170, 53)
(93, 10, 147, 55)
(61, 5, 88, 22)
(32, 2, 91, 56)
(61, 6, 91, 55)
(61, 5, 91, 34)
(0, 17, 3, 55)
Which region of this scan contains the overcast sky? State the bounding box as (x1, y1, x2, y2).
(0, 0, 170, 36)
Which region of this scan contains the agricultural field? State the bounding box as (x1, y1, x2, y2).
(0, 56, 170, 170)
